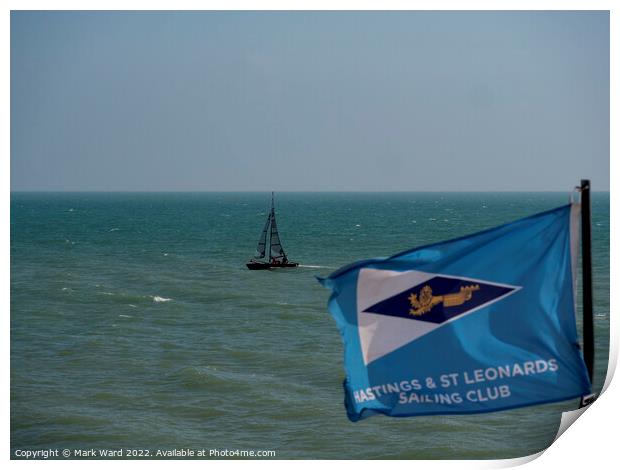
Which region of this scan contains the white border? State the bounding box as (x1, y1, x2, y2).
(4, 2, 615, 468)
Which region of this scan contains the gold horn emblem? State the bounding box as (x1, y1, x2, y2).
(408, 284, 480, 316)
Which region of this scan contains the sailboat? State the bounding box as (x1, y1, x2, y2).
(246, 193, 299, 270)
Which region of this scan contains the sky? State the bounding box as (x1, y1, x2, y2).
(10, 11, 610, 191)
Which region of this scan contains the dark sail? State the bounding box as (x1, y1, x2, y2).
(247, 192, 297, 270)
(255, 214, 270, 259)
(269, 210, 286, 260)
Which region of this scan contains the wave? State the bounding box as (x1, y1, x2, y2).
(164, 365, 286, 392)
(163, 366, 240, 391)
(94, 290, 172, 304)
(298, 265, 336, 269)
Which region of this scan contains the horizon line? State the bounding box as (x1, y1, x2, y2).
(9, 189, 610, 193)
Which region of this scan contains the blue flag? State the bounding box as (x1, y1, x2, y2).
(318, 204, 591, 421)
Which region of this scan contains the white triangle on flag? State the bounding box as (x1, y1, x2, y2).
(357, 268, 439, 365)
(358, 311, 440, 365)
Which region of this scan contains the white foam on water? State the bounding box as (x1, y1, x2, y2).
(109, 228, 120, 232)
(153, 296, 172, 303)
(299, 265, 336, 269)
(128, 304, 137, 308)
(118, 314, 132, 318)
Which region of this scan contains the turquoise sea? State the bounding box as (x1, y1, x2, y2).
(10, 192, 610, 459)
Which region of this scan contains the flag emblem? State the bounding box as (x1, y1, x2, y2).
(364, 274, 518, 324)
(409, 283, 479, 316)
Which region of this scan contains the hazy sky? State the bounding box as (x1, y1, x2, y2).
(11, 11, 609, 191)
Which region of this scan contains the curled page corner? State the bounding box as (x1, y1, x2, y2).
(553, 394, 597, 443)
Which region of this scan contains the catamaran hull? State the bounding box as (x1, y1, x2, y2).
(246, 262, 299, 270)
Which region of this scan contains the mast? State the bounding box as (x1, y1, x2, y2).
(268, 192, 274, 261)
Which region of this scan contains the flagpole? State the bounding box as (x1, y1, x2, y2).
(580, 179, 595, 395)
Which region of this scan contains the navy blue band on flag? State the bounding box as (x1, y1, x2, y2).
(364, 275, 516, 324)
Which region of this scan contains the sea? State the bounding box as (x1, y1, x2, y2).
(10, 192, 610, 459)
